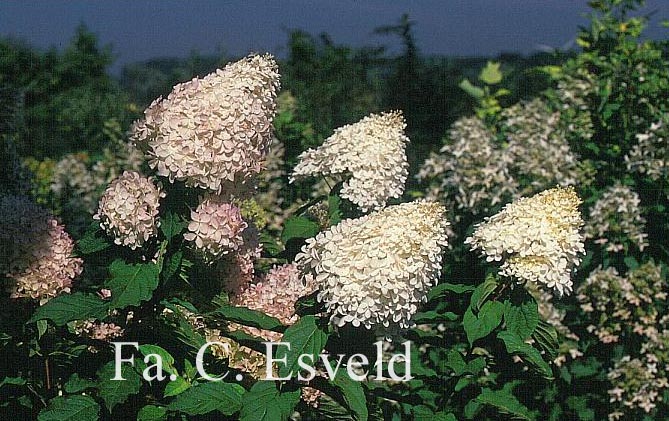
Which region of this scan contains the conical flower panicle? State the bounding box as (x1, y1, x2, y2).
(295, 200, 449, 329)
(291, 111, 409, 212)
(465, 186, 585, 296)
(129, 54, 280, 193)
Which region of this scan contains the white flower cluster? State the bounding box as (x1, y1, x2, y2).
(502, 98, 582, 190)
(184, 196, 247, 261)
(465, 186, 585, 296)
(626, 120, 668, 182)
(416, 116, 517, 213)
(129, 54, 280, 193)
(290, 111, 409, 212)
(295, 200, 449, 329)
(585, 183, 648, 252)
(94, 171, 165, 249)
(556, 69, 595, 140)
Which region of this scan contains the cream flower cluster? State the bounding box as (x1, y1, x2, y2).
(184, 196, 247, 261)
(230, 263, 317, 341)
(608, 329, 669, 421)
(502, 99, 582, 190)
(416, 116, 517, 213)
(129, 54, 280, 193)
(465, 186, 585, 296)
(556, 70, 595, 140)
(290, 111, 409, 212)
(0, 195, 82, 303)
(577, 263, 666, 344)
(94, 171, 164, 249)
(625, 120, 668, 182)
(585, 183, 648, 252)
(295, 200, 449, 329)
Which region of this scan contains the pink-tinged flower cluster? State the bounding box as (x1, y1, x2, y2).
(74, 320, 124, 342)
(230, 263, 317, 341)
(0, 195, 82, 303)
(290, 111, 410, 212)
(184, 197, 247, 262)
(94, 171, 164, 249)
(218, 225, 263, 294)
(129, 54, 280, 193)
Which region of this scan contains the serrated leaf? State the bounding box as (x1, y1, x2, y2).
(498, 330, 553, 379)
(441, 349, 466, 376)
(168, 381, 244, 415)
(532, 321, 559, 361)
(333, 371, 368, 421)
(277, 315, 329, 378)
(37, 395, 99, 421)
(240, 382, 300, 421)
(475, 384, 537, 420)
(463, 301, 504, 345)
(470, 276, 498, 313)
(162, 251, 183, 282)
(106, 260, 160, 309)
(281, 216, 320, 244)
(29, 293, 109, 325)
(504, 296, 539, 339)
(428, 282, 474, 300)
(459, 79, 485, 99)
(163, 377, 191, 397)
(137, 405, 168, 421)
(479, 61, 503, 85)
(210, 305, 285, 332)
(77, 223, 110, 254)
(160, 211, 187, 241)
(413, 310, 458, 324)
(64, 374, 96, 393)
(97, 362, 142, 411)
(140, 345, 177, 375)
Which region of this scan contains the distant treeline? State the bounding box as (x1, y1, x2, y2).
(1, 18, 568, 166)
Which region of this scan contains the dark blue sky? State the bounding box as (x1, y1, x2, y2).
(2, 1, 668, 72)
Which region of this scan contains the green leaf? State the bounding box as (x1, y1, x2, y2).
(475, 383, 537, 420)
(624, 256, 639, 270)
(210, 305, 285, 332)
(260, 232, 282, 256)
(333, 370, 368, 421)
(29, 293, 108, 325)
(566, 396, 595, 421)
(38, 395, 99, 421)
(164, 377, 191, 397)
(459, 79, 485, 99)
(0, 376, 26, 388)
(428, 282, 474, 300)
(162, 251, 183, 282)
(106, 260, 160, 309)
(77, 224, 110, 254)
(463, 301, 504, 345)
(277, 315, 329, 378)
(64, 374, 96, 393)
(441, 349, 466, 376)
(137, 405, 168, 421)
(504, 296, 539, 339)
(470, 275, 498, 313)
(139, 345, 177, 375)
(160, 211, 187, 241)
(240, 382, 300, 421)
(532, 321, 559, 361)
(497, 330, 553, 379)
(168, 381, 244, 416)
(281, 216, 320, 243)
(97, 361, 142, 411)
(479, 61, 503, 85)
(413, 310, 458, 324)
(328, 195, 342, 226)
